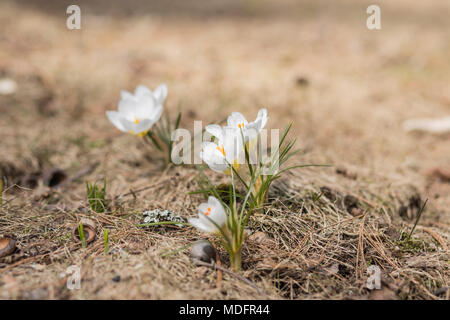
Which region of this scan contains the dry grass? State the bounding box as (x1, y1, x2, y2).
(0, 0, 449, 300)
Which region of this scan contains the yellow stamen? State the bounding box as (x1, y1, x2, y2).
(224, 160, 240, 175)
(232, 159, 240, 170)
(128, 130, 148, 137)
(238, 123, 244, 129)
(206, 207, 211, 216)
(134, 117, 140, 124)
(216, 145, 225, 156)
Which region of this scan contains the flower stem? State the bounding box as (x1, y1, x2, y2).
(230, 248, 242, 271)
(145, 131, 172, 166)
(251, 176, 268, 212)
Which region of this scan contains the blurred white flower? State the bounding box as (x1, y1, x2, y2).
(0, 78, 17, 95)
(227, 108, 268, 140)
(188, 196, 227, 233)
(403, 116, 450, 134)
(106, 84, 167, 136)
(201, 125, 243, 173)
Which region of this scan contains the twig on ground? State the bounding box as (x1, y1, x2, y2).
(113, 178, 170, 200)
(421, 227, 448, 252)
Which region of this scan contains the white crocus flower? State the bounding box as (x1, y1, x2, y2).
(106, 84, 167, 137)
(227, 108, 268, 140)
(201, 125, 243, 173)
(226, 108, 269, 165)
(189, 196, 227, 233)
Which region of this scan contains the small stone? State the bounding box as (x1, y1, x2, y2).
(191, 240, 216, 264)
(142, 209, 185, 227)
(112, 275, 121, 282)
(0, 237, 16, 258)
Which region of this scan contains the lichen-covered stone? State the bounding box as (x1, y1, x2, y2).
(142, 209, 185, 227)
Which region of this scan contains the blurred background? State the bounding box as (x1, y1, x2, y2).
(0, 0, 449, 209)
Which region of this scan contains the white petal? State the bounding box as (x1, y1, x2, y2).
(119, 117, 134, 132)
(205, 124, 223, 141)
(211, 211, 227, 228)
(153, 83, 168, 105)
(208, 197, 227, 226)
(201, 141, 221, 157)
(149, 104, 163, 123)
(201, 158, 227, 173)
(188, 218, 215, 233)
(222, 127, 244, 164)
(245, 127, 259, 142)
(133, 118, 154, 134)
(134, 85, 152, 98)
(106, 111, 127, 132)
(227, 112, 248, 129)
(256, 108, 268, 130)
(198, 202, 211, 215)
(208, 196, 222, 209)
(201, 142, 228, 173)
(134, 93, 156, 118)
(120, 90, 134, 100)
(117, 117, 151, 135)
(118, 98, 138, 118)
(192, 196, 227, 233)
(247, 108, 268, 133)
(198, 213, 221, 231)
